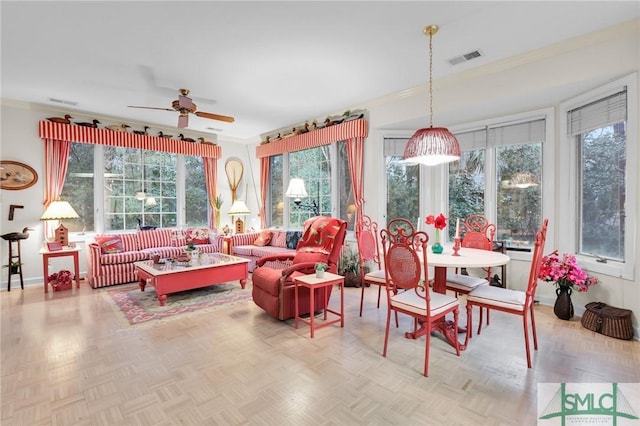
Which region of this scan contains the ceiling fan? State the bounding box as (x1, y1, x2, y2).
(128, 89, 234, 128)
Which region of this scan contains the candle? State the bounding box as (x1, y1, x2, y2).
(455, 218, 460, 239)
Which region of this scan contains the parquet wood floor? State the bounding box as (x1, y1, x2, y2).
(1, 280, 638, 425)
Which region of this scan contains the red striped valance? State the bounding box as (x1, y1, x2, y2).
(256, 119, 368, 158)
(38, 121, 221, 159)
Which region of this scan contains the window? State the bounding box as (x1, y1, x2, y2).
(289, 146, 331, 227)
(561, 74, 636, 279)
(448, 116, 548, 252)
(337, 141, 355, 231)
(384, 137, 420, 225)
(62, 143, 207, 233)
(269, 155, 283, 227)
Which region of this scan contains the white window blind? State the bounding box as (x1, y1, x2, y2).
(383, 137, 410, 157)
(454, 128, 487, 151)
(568, 89, 627, 136)
(488, 119, 546, 147)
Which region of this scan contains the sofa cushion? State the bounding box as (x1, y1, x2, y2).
(251, 246, 294, 258)
(286, 231, 302, 249)
(233, 246, 254, 257)
(100, 250, 148, 265)
(94, 235, 124, 254)
(254, 230, 273, 247)
(272, 231, 287, 248)
(186, 227, 210, 245)
(137, 228, 172, 249)
(171, 229, 188, 247)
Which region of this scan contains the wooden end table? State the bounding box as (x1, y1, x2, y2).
(39, 246, 81, 293)
(294, 272, 345, 338)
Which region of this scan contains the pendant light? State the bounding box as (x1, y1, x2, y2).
(403, 25, 461, 166)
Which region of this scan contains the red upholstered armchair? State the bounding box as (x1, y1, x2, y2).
(252, 216, 347, 320)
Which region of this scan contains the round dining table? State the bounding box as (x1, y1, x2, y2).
(408, 244, 511, 350)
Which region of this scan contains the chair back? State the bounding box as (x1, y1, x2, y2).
(296, 216, 347, 273)
(381, 224, 430, 304)
(461, 214, 496, 250)
(356, 215, 380, 266)
(385, 218, 416, 245)
(524, 218, 549, 305)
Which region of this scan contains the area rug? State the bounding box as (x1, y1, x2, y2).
(103, 282, 252, 327)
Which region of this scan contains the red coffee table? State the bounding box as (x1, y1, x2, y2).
(135, 253, 249, 306)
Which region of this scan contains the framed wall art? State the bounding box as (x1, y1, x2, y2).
(0, 161, 38, 190)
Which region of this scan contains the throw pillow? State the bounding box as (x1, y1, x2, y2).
(286, 231, 302, 249)
(272, 231, 287, 248)
(187, 228, 210, 245)
(254, 230, 273, 247)
(95, 235, 124, 254)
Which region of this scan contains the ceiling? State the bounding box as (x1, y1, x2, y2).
(2, 1, 639, 142)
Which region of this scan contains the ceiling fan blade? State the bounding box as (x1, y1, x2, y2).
(128, 106, 175, 112)
(195, 111, 235, 123)
(177, 114, 189, 128)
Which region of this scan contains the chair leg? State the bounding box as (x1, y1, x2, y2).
(486, 309, 490, 326)
(453, 308, 460, 356)
(383, 307, 392, 357)
(523, 314, 532, 368)
(464, 304, 473, 347)
(359, 282, 366, 317)
(530, 303, 538, 350)
(477, 305, 485, 335)
(423, 323, 431, 377)
(376, 284, 382, 308)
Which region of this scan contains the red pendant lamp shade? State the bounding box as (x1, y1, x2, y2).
(403, 25, 461, 166)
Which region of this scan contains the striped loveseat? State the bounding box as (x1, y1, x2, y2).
(229, 229, 302, 272)
(86, 228, 221, 288)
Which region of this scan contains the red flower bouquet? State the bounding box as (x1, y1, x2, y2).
(425, 213, 447, 252)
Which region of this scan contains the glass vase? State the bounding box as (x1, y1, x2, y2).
(431, 229, 443, 254)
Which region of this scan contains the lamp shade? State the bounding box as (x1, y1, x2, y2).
(403, 127, 461, 166)
(228, 200, 251, 215)
(40, 200, 79, 220)
(285, 178, 308, 198)
(510, 172, 539, 189)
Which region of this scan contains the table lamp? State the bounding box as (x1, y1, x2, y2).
(40, 200, 79, 246)
(228, 200, 251, 234)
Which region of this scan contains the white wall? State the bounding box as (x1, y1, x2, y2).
(1, 19, 638, 335)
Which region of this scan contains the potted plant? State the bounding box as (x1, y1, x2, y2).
(213, 194, 223, 231)
(5, 261, 20, 274)
(315, 262, 327, 278)
(339, 248, 362, 287)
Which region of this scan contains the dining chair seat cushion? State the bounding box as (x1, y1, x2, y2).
(446, 273, 489, 292)
(390, 289, 459, 317)
(467, 285, 526, 311)
(364, 269, 387, 284)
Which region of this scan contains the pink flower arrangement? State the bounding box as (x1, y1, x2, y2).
(425, 213, 447, 230)
(538, 251, 599, 292)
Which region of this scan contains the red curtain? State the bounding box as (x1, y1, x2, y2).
(346, 137, 365, 224)
(259, 157, 270, 229)
(43, 139, 71, 238)
(202, 157, 218, 229)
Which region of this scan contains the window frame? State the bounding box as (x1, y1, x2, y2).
(446, 107, 555, 262)
(558, 73, 637, 280)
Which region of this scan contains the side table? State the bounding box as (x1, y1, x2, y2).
(39, 246, 81, 293)
(294, 272, 345, 338)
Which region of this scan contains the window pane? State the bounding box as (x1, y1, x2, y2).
(579, 123, 626, 261)
(448, 149, 485, 239)
(61, 142, 95, 232)
(269, 155, 283, 227)
(496, 143, 542, 249)
(337, 141, 355, 231)
(103, 147, 177, 231)
(185, 155, 208, 227)
(289, 147, 331, 227)
(386, 156, 419, 225)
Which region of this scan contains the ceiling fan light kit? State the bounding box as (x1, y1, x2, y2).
(128, 88, 234, 129)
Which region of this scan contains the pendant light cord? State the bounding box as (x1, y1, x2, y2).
(428, 31, 434, 128)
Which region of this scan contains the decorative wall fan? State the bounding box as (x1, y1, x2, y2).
(128, 89, 234, 128)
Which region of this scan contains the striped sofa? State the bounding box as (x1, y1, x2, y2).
(229, 229, 302, 272)
(86, 228, 221, 288)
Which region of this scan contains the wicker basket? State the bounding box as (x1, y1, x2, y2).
(581, 302, 633, 340)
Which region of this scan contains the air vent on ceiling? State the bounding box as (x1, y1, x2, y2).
(448, 50, 482, 66)
(49, 97, 78, 106)
(205, 127, 223, 132)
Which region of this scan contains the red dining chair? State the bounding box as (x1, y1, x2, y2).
(357, 215, 386, 316)
(381, 221, 460, 377)
(465, 219, 548, 368)
(446, 214, 496, 296)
